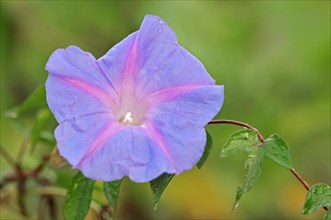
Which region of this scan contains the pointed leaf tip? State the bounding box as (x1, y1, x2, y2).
(103, 179, 123, 212)
(150, 173, 174, 211)
(197, 130, 213, 169)
(231, 146, 265, 210)
(232, 187, 243, 212)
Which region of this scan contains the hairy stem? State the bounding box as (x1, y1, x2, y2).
(208, 119, 329, 212)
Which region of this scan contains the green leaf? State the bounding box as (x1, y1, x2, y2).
(233, 147, 265, 210)
(302, 183, 331, 215)
(324, 209, 331, 220)
(220, 129, 260, 158)
(197, 130, 213, 169)
(150, 173, 174, 211)
(64, 172, 95, 220)
(242, 147, 265, 192)
(30, 108, 52, 152)
(103, 179, 123, 211)
(219, 129, 265, 210)
(5, 85, 46, 119)
(263, 134, 293, 169)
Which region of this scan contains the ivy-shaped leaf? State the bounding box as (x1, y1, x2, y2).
(219, 129, 265, 210)
(104, 179, 123, 211)
(263, 134, 293, 169)
(302, 183, 331, 215)
(64, 172, 95, 220)
(220, 129, 259, 158)
(150, 173, 174, 211)
(233, 147, 265, 210)
(5, 85, 46, 119)
(197, 130, 213, 169)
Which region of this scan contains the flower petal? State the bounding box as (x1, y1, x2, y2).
(144, 120, 207, 174)
(97, 32, 138, 94)
(147, 85, 224, 127)
(134, 15, 216, 96)
(77, 126, 175, 182)
(140, 85, 224, 173)
(55, 113, 119, 167)
(46, 46, 118, 122)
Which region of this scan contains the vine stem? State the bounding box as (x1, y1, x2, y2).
(207, 119, 329, 211)
(208, 120, 265, 143)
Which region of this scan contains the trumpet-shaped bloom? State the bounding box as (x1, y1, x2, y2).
(45, 15, 224, 182)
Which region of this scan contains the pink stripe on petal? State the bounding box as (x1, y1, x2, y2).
(54, 75, 116, 109)
(75, 122, 124, 167)
(146, 84, 206, 106)
(143, 121, 178, 173)
(121, 35, 139, 94)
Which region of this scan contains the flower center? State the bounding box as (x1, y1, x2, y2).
(122, 112, 134, 125)
(116, 96, 148, 126)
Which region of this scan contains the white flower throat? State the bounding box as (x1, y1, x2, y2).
(122, 112, 134, 125)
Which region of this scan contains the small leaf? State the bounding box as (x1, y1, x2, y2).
(233, 147, 265, 210)
(30, 108, 52, 152)
(197, 130, 213, 169)
(150, 173, 174, 211)
(50, 147, 68, 168)
(5, 86, 46, 118)
(220, 129, 265, 210)
(64, 172, 95, 220)
(263, 134, 293, 169)
(302, 183, 331, 215)
(324, 209, 331, 220)
(220, 129, 260, 158)
(104, 179, 123, 211)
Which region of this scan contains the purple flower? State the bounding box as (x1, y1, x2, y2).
(45, 15, 224, 182)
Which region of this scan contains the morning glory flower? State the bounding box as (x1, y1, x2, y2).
(45, 15, 224, 182)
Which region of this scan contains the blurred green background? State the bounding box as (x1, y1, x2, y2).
(1, 1, 330, 219)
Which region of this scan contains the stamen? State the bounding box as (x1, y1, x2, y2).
(122, 112, 133, 125)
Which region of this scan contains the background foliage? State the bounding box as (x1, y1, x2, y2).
(1, 1, 330, 219)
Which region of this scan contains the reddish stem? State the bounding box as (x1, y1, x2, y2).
(289, 168, 310, 191)
(208, 119, 265, 143)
